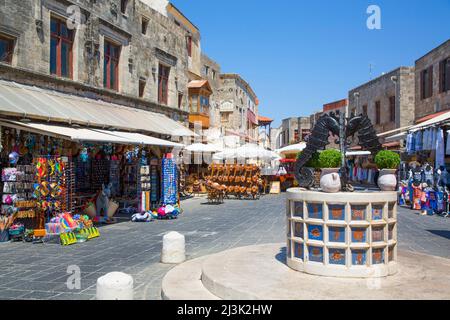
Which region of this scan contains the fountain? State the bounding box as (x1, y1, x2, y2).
(160, 112, 450, 300)
(287, 112, 397, 277)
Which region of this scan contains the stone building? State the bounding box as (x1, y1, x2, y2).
(309, 111, 323, 131)
(323, 99, 348, 117)
(321, 99, 348, 149)
(217, 73, 259, 142)
(348, 67, 415, 143)
(200, 54, 221, 129)
(0, 0, 205, 132)
(414, 39, 450, 120)
(278, 116, 310, 148)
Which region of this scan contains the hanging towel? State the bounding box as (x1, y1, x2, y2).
(436, 128, 445, 169)
(406, 133, 415, 154)
(423, 129, 429, 150)
(414, 131, 423, 152)
(446, 130, 450, 155)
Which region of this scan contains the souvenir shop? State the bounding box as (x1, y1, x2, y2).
(346, 152, 378, 186)
(0, 121, 182, 244)
(398, 122, 450, 216)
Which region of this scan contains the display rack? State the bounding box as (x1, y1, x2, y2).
(1, 164, 36, 229)
(109, 160, 120, 197)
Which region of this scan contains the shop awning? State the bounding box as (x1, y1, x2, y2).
(0, 120, 185, 148)
(384, 131, 408, 142)
(346, 151, 371, 156)
(93, 130, 184, 148)
(408, 110, 450, 132)
(0, 80, 195, 137)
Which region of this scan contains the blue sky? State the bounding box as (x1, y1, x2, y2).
(171, 0, 450, 127)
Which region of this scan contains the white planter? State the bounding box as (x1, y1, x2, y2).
(377, 169, 397, 191)
(320, 168, 341, 193)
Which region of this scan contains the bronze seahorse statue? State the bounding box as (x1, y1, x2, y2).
(294, 112, 382, 189)
(294, 112, 340, 188)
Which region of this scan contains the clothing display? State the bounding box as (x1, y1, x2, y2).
(414, 130, 423, 152)
(446, 130, 450, 155)
(346, 161, 377, 185)
(406, 133, 415, 155)
(161, 155, 178, 205)
(436, 128, 445, 169)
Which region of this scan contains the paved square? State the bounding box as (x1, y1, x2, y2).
(0, 194, 449, 300)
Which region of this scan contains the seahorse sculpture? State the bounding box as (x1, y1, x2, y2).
(346, 114, 382, 154)
(294, 112, 382, 189)
(294, 112, 340, 188)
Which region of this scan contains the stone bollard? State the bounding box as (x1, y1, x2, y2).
(96, 272, 134, 300)
(161, 231, 186, 264)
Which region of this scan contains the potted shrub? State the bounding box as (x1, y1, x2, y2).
(318, 149, 342, 193)
(374, 150, 400, 191)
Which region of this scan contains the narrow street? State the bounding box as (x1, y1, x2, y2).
(0, 194, 449, 300)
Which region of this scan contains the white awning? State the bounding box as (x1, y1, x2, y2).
(408, 110, 450, 132)
(93, 130, 184, 148)
(276, 142, 306, 154)
(346, 151, 371, 156)
(0, 120, 184, 147)
(185, 143, 221, 152)
(377, 126, 412, 137)
(0, 80, 195, 137)
(384, 131, 408, 142)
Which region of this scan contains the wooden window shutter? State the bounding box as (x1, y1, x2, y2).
(420, 70, 424, 100)
(428, 65, 433, 98)
(439, 60, 445, 93)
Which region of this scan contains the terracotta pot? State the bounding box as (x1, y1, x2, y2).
(377, 169, 397, 191)
(320, 168, 341, 193)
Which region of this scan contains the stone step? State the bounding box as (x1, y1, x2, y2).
(162, 243, 450, 300)
(161, 256, 221, 300)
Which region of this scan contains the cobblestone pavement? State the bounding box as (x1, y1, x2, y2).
(0, 194, 449, 300)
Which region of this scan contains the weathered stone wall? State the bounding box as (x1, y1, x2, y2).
(217, 74, 258, 140)
(201, 54, 221, 128)
(415, 40, 450, 119)
(0, 0, 198, 124)
(348, 67, 415, 134)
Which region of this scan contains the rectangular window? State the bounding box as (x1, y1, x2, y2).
(178, 92, 183, 109)
(362, 105, 367, 116)
(50, 17, 74, 78)
(142, 17, 149, 35)
(186, 36, 192, 57)
(103, 40, 121, 91)
(0, 34, 14, 64)
(375, 101, 381, 125)
(121, 0, 129, 14)
(200, 96, 209, 114)
(190, 95, 199, 113)
(421, 66, 433, 99)
(158, 64, 170, 105)
(440, 58, 450, 93)
(139, 78, 146, 98)
(389, 96, 396, 122)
